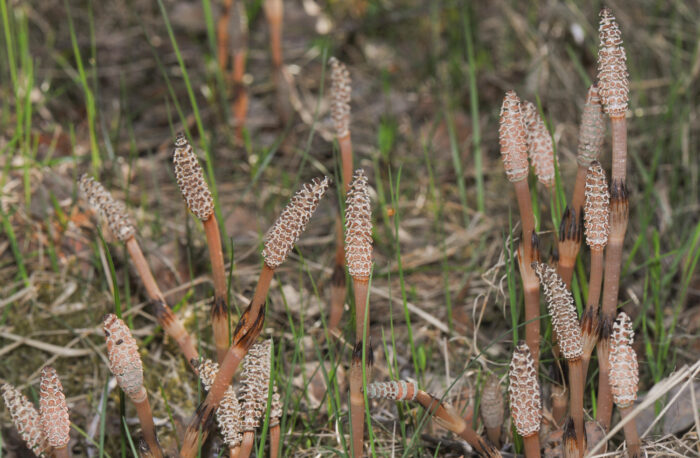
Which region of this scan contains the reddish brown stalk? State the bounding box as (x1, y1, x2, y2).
(182, 178, 329, 457)
(619, 407, 641, 458)
(534, 263, 585, 454)
(80, 174, 200, 370)
(269, 424, 280, 458)
(204, 215, 231, 362)
(125, 238, 199, 367)
(229, 0, 249, 139)
(595, 315, 614, 429)
(414, 391, 501, 457)
(132, 392, 162, 458)
(264, 0, 283, 70)
(500, 92, 540, 368)
(339, 135, 354, 192)
(349, 345, 366, 458)
(269, 390, 283, 458)
(217, 0, 233, 71)
(596, 8, 630, 429)
(596, 182, 628, 429)
(328, 57, 353, 333)
(180, 267, 271, 457)
(556, 206, 582, 288)
(517, 232, 541, 369)
(173, 133, 230, 363)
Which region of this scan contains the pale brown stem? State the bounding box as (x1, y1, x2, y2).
(568, 360, 585, 456)
(587, 249, 604, 313)
(125, 238, 199, 367)
(523, 285, 541, 370)
(338, 134, 354, 194)
(238, 431, 255, 458)
(413, 391, 502, 457)
(265, 1, 283, 70)
(204, 215, 231, 363)
(349, 359, 364, 458)
(132, 389, 163, 458)
(230, 445, 241, 458)
(269, 424, 280, 458)
(513, 179, 540, 371)
(125, 238, 165, 303)
(600, 240, 623, 320)
(620, 406, 641, 458)
(595, 336, 613, 430)
(611, 117, 627, 184)
(180, 265, 274, 457)
(581, 248, 604, 382)
(570, 166, 588, 217)
(232, 51, 248, 140)
(522, 434, 541, 458)
(217, 0, 233, 72)
(485, 426, 500, 448)
(329, 218, 346, 332)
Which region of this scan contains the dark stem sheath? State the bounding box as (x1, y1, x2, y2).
(620, 406, 641, 458)
(568, 360, 585, 455)
(133, 391, 163, 458)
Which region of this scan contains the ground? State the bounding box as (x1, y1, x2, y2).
(1, 0, 699, 456)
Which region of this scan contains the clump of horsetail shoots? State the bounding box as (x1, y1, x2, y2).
(180, 177, 329, 457)
(173, 133, 230, 363)
(533, 262, 585, 455)
(366, 381, 501, 457)
(508, 343, 542, 458)
(596, 8, 631, 430)
(79, 175, 199, 368)
(580, 161, 610, 380)
(345, 169, 373, 458)
(103, 314, 163, 458)
(500, 90, 541, 370)
(238, 340, 272, 458)
(609, 312, 641, 458)
(39, 366, 71, 458)
(195, 358, 242, 456)
(1, 384, 49, 456)
(571, 85, 605, 213)
(328, 56, 354, 333)
(480, 374, 504, 447)
(522, 100, 555, 188)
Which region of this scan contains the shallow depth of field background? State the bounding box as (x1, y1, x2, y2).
(1, 0, 699, 456)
